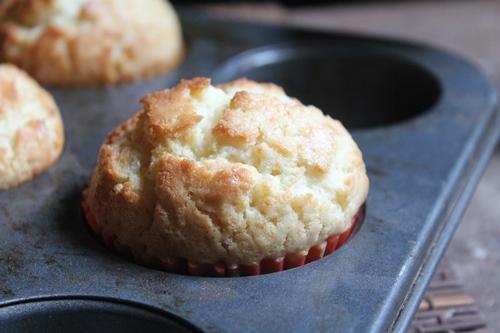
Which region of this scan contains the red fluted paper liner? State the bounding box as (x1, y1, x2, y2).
(82, 186, 361, 277)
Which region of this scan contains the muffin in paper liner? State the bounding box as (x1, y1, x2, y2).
(82, 186, 363, 277)
(82, 78, 369, 277)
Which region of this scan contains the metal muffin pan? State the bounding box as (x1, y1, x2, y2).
(1, 7, 499, 333)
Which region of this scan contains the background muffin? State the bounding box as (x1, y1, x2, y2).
(83, 77, 369, 276)
(0, 63, 64, 191)
(0, 0, 184, 87)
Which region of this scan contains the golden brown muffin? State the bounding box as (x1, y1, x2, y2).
(84, 77, 369, 274)
(0, 63, 64, 191)
(0, 0, 184, 87)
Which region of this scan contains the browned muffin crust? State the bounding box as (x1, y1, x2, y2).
(87, 78, 369, 266)
(0, 63, 64, 191)
(0, 0, 184, 87)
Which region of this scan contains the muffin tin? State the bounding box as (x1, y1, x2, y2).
(1, 7, 499, 333)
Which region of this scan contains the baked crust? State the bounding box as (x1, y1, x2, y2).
(0, 63, 64, 191)
(87, 78, 369, 265)
(0, 0, 184, 87)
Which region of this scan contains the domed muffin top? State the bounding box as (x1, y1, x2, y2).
(87, 77, 369, 265)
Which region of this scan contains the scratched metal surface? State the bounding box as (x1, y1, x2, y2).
(0, 8, 499, 333)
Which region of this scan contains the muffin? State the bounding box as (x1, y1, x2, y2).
(82, 77, 369, 276)
(0, 63, 64, 191)
(0, 0, 184, 87)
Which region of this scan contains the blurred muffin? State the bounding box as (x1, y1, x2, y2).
(82, 77, 369, 276)
(0, 0, 184, 87)
(0, 63, 64, 191)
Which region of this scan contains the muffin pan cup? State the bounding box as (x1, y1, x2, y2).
(1, 7, 499, 333)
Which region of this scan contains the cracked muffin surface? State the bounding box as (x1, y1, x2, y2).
(86, 77, 369, 266)
(0, 0, 184, 87)
(0, 63, 64, 191)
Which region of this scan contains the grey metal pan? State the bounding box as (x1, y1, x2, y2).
(1, 7, 499, 333)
